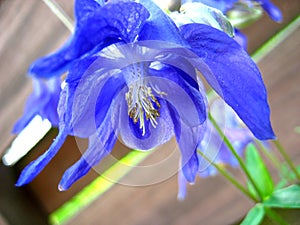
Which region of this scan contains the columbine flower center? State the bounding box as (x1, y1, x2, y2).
(125, 83, 161, 136)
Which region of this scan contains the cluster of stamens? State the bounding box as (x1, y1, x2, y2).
(125, 84, 161, 136)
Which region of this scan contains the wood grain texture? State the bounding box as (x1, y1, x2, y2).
(0, 0, 299, 225)
(0, 0, 73, 155)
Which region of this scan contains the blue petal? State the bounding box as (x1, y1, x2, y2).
(13, 77, 61, 133)
(97, 41, 200, 90)
(149, 66, 207, 127)
(168, 103, 203, 183)
(180, 23, 275, 140)
(57, 82, 97, 137)
(40, 78, 61, 126)
(59, 132, 116, 190)
(117, 95, 174, 150)
(94, 73, 126, 129)
(74, 0, 102, 20)
(135, 40, 209, 89)
(117, 64, 206, 150)
(29, 2, 150, 78)
(177, 170, 188, 200)
(260, 0, 282, 22)
(65, 55, 98, 83)
(59, 111, 117, 190)
(59, 55, 125, 138)
(138, 0, 187, 46)
(16, 130, 68, 186)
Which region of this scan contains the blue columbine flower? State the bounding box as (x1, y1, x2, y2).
(16, 0, 274, 190)
(13, 77, 61, 133)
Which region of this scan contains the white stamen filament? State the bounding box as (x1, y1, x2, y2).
(125, 84, 161, 136)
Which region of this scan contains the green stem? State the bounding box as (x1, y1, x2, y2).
(209, 113, 263, 201)
(273, 140, 300, 182)
(264, 207, 289, 225)
(42, 0, 74, 32)
(197, 150, 258, 202)
(256, 140, 296, 185)
(251, 15, 300, 63)
(256, 140, 282, 173)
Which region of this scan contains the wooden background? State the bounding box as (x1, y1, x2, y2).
(0, 0, 300, 225)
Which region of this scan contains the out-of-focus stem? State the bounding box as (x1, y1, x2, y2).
(42, 0, 74, 32)
(197, 150, 258, 202)
(209, 113, 263, 201)
(273, 140, 300, 182)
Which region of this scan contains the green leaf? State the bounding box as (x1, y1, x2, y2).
(180, 2, 234, 37)
(264, 185, 300, 208)
(263, 207, 289, 225)
(245, 144, 274, 200)
(294, 126, 300, 134)
(240, 204, 265, 225)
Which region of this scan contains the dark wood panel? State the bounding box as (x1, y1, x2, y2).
(0, 162, 48, 225)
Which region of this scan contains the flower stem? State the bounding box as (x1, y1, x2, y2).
(255, 140, 282, 173)
(197, 150, 258, 202)
(42, 0, 74, 32)
(208, 113, 263, 201)
(273, 140, 300, 182)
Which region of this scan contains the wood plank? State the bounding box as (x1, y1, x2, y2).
(0, 0, 73, 155)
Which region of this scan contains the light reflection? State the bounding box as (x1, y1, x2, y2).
(2, 115, 51, 166)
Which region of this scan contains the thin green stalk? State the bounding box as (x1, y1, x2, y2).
(197, 150, 258, 202)
(252, 15, 300, 63)
(273, 140, 300, 182)
(42, 0, 74, 32)
(264, 207, 289, 225)
(255, 140, 282, 173)
(209, 113, 264, 201)
(256, 140, 294, 185)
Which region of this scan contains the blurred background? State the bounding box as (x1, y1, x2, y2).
(0, 0, 300, 224)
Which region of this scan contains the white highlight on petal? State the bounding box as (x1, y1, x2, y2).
(2, 115, 51, 166)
